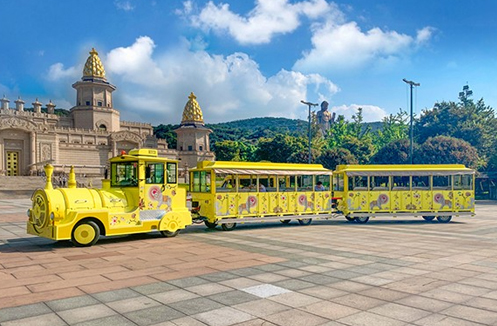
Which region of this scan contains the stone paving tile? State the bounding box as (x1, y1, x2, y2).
(419, 288, 474, 304)
(90, 288, 142, 303)
(193, 307, 254, 326)
(0, 313, 66, 326)
(413, 313, 487, 326)
(185, 283, 232, 296)
(148, 289, 200, 305)
(73, 315, 137, 326)
(167, 276, 211, 288)
(124, 305, 186, 325)
(241, 284, 291, 298)
(331, 293, 386, 310)
(45, 294, 99, 312)
(337, 311, 407, 326)
(267, 291, 322, 307)
(0, 303, 52, 323)
(168, 297, 225, 315)
(233, 298, 291, 318)
(57, 304, 116, 324)
(106, 296, 162, 313)
(264, 308, 328, 326)
(301, 300, 360, 320)
(300, 285, 349, 299)
(207, 290, 260, 305)
(369, 302, 431, 322)
(271, 278, 316, 291)
(131, 282, 179, 295)
(396, 294, 453, 312)
(441, 304, 497, 325)
(169, 316, 209, 326)
(219, 277, 262, 289)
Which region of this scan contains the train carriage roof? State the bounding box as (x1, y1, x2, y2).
(192, 161, 332, 175)
(335, 164, 474, 176)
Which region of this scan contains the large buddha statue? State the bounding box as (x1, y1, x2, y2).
(316, 101, 335, 137)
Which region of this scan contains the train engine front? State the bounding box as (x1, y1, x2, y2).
(27, 149, 192, 246)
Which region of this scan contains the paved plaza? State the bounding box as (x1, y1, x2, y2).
(1, 199, 497, 325)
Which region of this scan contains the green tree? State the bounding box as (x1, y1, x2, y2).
(255, 134, 305, 163)
(416, 136, 479, 169)
(374, 109, 409, 150)
(316, 148, 358, 170)
(214, 140, 256, 161)
(153, 124, 178, 148)
(370, 139, 414, 164)
(287, 148, 321, 164)
(342, 136, 375, 164)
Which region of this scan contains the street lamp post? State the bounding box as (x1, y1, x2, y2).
(301, 100, 318, 163)
(402, 79, 420, 164)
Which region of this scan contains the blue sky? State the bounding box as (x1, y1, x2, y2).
(1, 0, 497, 124)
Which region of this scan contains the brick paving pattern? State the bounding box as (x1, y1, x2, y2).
(1, 198, 497, 325)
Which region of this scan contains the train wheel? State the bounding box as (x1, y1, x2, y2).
(71, 221, 100, 247)
(355, 216, 369, 224)
(298, 218, 312, 226)
(205, 220, 218, 229)
(160, 230, 180, 238)
(280, 219, 291, 224)
(345, 216, 355, 222)
(422, 216, 436, 221)
(436, 216, 452, 223)
(221, 223, 237, 231)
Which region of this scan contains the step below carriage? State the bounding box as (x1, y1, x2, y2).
(27, 149, 475, 246)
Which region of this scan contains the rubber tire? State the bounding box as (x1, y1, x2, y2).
(280, 219, 291, 224)
(345, 216, 355, 222)
(355, 216, 370, 224)
(205, 220, 218, 229)
(221, 223, 237, 231)
(422, 216, 436, 221)
(298, 218, 312, 226)
(71, 221, 100, 247)
(160, 230, 180, 237)
(436, 216, 452, 223)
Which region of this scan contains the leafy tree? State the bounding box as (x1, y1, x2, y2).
(316, 148, 358, 170)
(342, 135, 375, 164)
(416, 136, 479, 169)
(370, 139, 414, 164)
(415, 99, 497, 159)
(287, 148, 321, 164)
(255, 134, 305, 163)
(153, 124, 178, 148)
(374, 109, 409, 150)
(214, 140, 256, 161)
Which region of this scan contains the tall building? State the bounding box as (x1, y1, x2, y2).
(0, 48, 214, 176)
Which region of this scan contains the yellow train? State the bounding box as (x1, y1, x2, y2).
(27, 148, 476, 246)
(27, 149, 191, 246)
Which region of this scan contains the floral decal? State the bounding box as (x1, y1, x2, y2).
(370, 193, 389, 210)
(238, 195, 257, 214)
(434, 193, 452, 209)
(149, 186, 162, 201)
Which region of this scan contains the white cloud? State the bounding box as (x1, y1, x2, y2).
(416, 26, 435, 45)
(114, 0, 135, 11)
(294, 21, 432, 73)
(98, 36, 338, 123)
(332, 104, 387, 122)
(47, 63, 79, 81)
(187, 0, 336, 45)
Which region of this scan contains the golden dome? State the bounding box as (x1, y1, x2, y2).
(181, 92, 204, 124)
(83, 48, 106, 79)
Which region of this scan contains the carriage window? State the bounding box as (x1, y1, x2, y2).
(192, 171, 211, 193)
(316, 175, 331, 191)
(278, 176, 296, 192)
(297, 175, 313, 191)
(166, 162, 177, 184)
(111, 162, 137, 187)
(454, 175, 473, 190)
(217, 173, 235, 192)
(371, 176, 389, 190)
(146, 163, 164, 184)
(393, 176, 410, 189)
(258, 176, 275, 192)
(239, 175, 257, 192)
(433, 175, 451, 189)
(348, 176, 368, 190)
(412, 175, 430, 189)
(334, 173, 344, 191)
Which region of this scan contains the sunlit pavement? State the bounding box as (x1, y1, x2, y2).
(1, 199, 497, 325)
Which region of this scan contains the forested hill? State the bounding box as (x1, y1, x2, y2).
(154, 117, 382, 148)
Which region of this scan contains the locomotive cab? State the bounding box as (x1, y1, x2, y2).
(27, 149, 192, 246)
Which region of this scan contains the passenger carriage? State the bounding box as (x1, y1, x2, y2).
(189, 161, 334, 230)
(27, 149, 191, 246)
(333, 164, 475, 223)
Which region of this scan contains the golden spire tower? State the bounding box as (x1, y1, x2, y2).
(83, 48, 106, 80)
(181, 92, 204, 125)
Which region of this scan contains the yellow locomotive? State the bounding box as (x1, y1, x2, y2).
(27, 149, 191, 246)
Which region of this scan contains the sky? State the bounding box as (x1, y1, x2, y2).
(1, 0, 497, 125)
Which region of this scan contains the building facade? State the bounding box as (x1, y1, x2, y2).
(0, 48, 214, 176)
